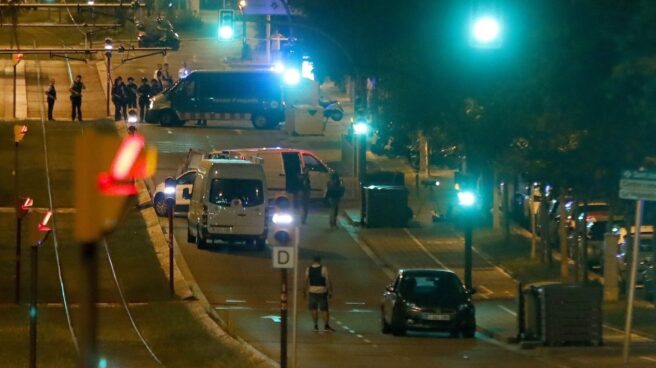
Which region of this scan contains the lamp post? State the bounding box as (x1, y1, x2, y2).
(30, 210, 53, 368)
(457, 190, 476, 290)
(104, 37, 113, 117)
(164, 176, 176, 295)
(353, 119, 370, 225)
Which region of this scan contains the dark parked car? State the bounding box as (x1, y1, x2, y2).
(136, 17, 180, 51)
(381, 269, 476, 337)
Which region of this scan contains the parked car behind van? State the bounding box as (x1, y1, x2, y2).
(146, 70, 285, 129)
(186, 159, 268, 250)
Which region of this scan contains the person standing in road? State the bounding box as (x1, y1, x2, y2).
(326, 172, 345, 228)
(296, 167, 312, 224)
(161, 63, 174, 89)
(125, 76, 138, 110)
(304, 256, 335, 333)
(137, 77, 151, 122)
(112, 77, 127, 121)
(153, 63, 162, 81)
(69, 74, 85, 122)
(45, 79, 56, 121)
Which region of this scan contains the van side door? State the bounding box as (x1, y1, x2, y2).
(302, 153, 329, 199)
(282, 152, 302, 194)
(258, 152, 287, 196)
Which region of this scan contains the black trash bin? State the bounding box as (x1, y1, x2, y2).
(521, 282, 602, 346)
(363, 185, 411, 227)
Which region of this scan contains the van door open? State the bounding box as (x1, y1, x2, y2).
(282, 152, 302, 193)
(302, 153, 329, 199)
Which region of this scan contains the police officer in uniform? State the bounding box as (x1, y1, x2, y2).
(69, 75, 85, 122)
(137, 77, 151, 122)
(45, 79, 56, 121)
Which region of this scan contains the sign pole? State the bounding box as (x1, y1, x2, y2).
(291, 227, 299, 368)
(280, 268, 288, 368)
(622, 199, 643, 365)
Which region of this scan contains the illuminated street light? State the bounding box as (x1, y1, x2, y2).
(218, 25, 235, 40)
(457, 191, 476, 207)
(283, 68, 301, 85)
(353, 121, 370, 135)
(470, 15, 502, 48)
(239, 0, 246, 8)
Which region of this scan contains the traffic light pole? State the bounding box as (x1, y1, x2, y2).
(29, 243, 38, 368)
(358, 133, 367, 225)
(14, 141, 20, 304)
(105, 51, 112, 117)
(167, 198, 174, 295)
(79, 242, 99, 368)
(464, 219, 473, 290)
(280, 268, 288, 368)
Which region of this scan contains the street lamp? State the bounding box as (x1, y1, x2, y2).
(164, 176, 176, 295)
(283, 68, 301, 85)
(30, 210, 53, 368)
(470, 15, 502, 48)
(353, 118, 370, 225)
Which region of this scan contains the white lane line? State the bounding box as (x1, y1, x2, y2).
(363, 339, 372, 344)
(640, 356, 656, 363)
(226, 299, 246, 303)
(356, 334, 363, 338)
(498, 305, 517, 317)
(215, 306, 253, 310)
(403, 229, 451, 270)
(348, 329, 355, 334)
(345, 301, 366, 305)
(265, 300, 278, 304)
(335, 320, 343, 325)
(341, 325, 350, 330)
(167, 129, 173, 134)
(235, 129, 243, 135)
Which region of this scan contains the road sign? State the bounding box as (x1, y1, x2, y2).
(273, 246, 294, 268)
(244, 0, 288, 15)
(619, 170, 656, 201)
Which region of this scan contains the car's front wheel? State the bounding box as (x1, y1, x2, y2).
(381, 312, 391, 334)
(391, 307, 406, 336)
(196, 226, 207, 249)
(187, 226, 196, 243)
(154, 194, 168, 216)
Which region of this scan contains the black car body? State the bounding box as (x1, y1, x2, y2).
(136, 18, 180, 51)
(381, 269, 476, 337)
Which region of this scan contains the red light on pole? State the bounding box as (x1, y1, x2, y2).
(21, 197, 34, 211)
(37, 210, 52, 232)
(111, 135, 144, 181)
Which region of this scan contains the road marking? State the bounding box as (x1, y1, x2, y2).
(356, 334, 363, 338)
(363, 339, 371, 343)
(640, 356, 656, 363)
(345, 301, 366, 305)
(226, 299, 246, 303)
(261, 315, 281, 323)
(215, 306, 252, 310)
(235, 129, 243, 135)
(498, 305, 517, 317)
(335, 320, 343, 325)
(348, 309, 374, 313)
(478, 285, 493, 299)
(167, 130, 173, 134)
(265, 300, 278, 304)
(403, 229, 451, 270)
(0, 207, 75, 213)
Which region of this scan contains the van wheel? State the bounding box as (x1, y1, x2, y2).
(196, 226, 207, 249)
(187, 227, 196, 243)
(331, 110, 343, 122)
(154, 194, 168, 217)
(252, 114, 270, 129)
(161, 111, 181, 127)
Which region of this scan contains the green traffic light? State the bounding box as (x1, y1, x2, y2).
(458, 191, 476, 207)
(470, 16, 502, 48)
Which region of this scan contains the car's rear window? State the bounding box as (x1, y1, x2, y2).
(400, 273, 464, 304)
(209, 179, 264, 207)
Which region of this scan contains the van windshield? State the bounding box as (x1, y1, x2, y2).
(209, 179, 264, 207)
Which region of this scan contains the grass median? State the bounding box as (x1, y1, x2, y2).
(0, 120, 267, 367)
(474, 228, 656, 337)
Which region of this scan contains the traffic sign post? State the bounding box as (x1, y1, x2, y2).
(619, 170, 656, 365)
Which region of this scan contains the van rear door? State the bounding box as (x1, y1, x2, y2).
(206, 178, 265, 236)
(302, 152, 329, 199)
(282, 152, 302, 193)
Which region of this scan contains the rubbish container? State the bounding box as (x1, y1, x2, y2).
(521, 282, 602, 346)
(284, 104, 325, 135)
(365, 171, 405, 186)
(363, 185, 412, 227)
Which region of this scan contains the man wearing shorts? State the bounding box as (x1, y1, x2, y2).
(305, 255, 335, 332)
